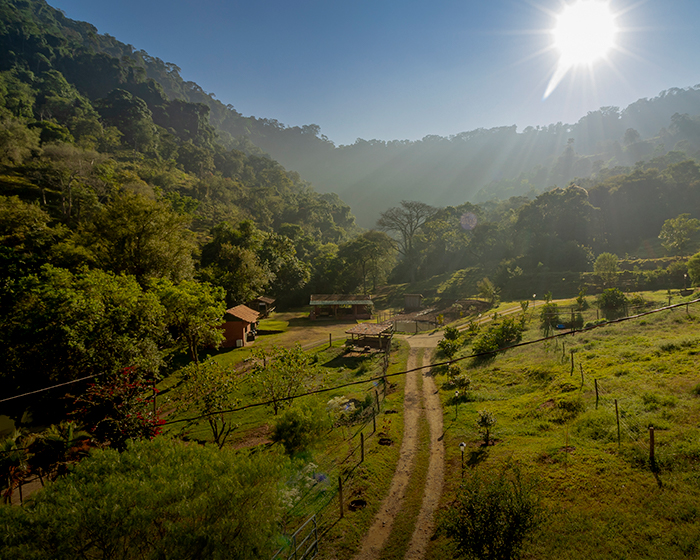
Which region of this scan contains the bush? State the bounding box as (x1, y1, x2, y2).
(438, 338, 460, 359)
(477, 410, 497, 445)
(440, 466, 543, 560)
(539, 302, 560, 336)
(472, 317, 524, 361)
(597, 288, 628, 319)
(443, 325, 461, 341)
(273, 403, 328, 454)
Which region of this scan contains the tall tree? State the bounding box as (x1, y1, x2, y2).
(377, 200, 436, 281)
(84, 191, 196, 285)
(152, 278, 226, 363)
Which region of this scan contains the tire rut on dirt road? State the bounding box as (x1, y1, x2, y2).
(354, 334, 444, 560)
(353, 347, 422, 560)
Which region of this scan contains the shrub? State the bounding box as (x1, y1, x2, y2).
(438, 338, 460, 359)
(597, 288, 628, 319)
(272, 403, 328, 455)
(539, 302, 560, 336)
(476, 410, 496, 445)
(440, 466, 543, 560)
(472, 318, 524, 361)
(443, 325, 461, 341)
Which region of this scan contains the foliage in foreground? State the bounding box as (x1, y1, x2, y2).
(439, 466, 543, 560)
(0, 437, 287, 560)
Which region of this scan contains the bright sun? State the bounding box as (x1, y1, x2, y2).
(544, 0, 618, 98)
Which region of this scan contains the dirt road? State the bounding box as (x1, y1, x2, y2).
(353, 332, 444, 560)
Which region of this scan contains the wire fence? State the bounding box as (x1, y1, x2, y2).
(272, 348, 394, 560)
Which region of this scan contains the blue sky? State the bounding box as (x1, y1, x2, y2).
(48, 0, 700, 146)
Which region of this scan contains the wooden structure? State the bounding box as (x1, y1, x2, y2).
(221, 305, 259, 348)
(345, 323, 393, 350)
(248, 296, 276, 317)
(309, 294, 372, 320)
(404, 293, 423, 311)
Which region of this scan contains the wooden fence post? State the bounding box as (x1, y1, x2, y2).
(570, 350, 574, 375)
(649, 426, 655, 469)
(580, 364, 584, 388)
(595, 379, 599, 409)
(373, 410, 376, 433)
(375, 389, 380, 412)
(361, 432, 365, 463)
(615, 399, 621, 448)
(338, 476, 344, 519)
(329, 333, 332, 348)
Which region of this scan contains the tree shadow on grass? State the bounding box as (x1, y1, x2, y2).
(467, 447, 489, 467)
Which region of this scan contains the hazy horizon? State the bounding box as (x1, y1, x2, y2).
(47, 0, 700, 146)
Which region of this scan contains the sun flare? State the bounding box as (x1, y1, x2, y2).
(544, 0, 618, 98)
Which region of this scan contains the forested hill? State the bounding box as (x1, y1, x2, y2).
(5, 1, 700, 228)
(0, 0, 359, 237)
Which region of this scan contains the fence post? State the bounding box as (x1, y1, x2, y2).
(375, 389, 380, 412)
(615, 399, 621, 448)
(595, 379, 599, 409)
(373, 409, 376, 433)
(329, 333, 332, 348)
(361, 432, 365, 463)
(570, 350, 574, 375)
(338, 476, 344, 519)
(649, 426, 655, 469)
(580, 364, 584, 388)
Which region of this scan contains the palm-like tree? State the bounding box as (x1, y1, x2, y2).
(1, 430, 31, 504)
(29, 421, 92, 483)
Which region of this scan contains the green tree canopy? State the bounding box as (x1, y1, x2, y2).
(0, 438, 286, 559)
(83, 191, 196, 285)
(659, 213, 700, 255)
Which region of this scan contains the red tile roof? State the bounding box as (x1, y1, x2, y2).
(224, 305, 259, 323)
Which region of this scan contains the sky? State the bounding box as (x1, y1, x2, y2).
(47, 0, 700, 146)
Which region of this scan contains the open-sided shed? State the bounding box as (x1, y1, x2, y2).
(345, 323, 393, 350)
(309, 294, 373, 320)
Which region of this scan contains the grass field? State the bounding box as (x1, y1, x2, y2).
(427, 295, 700, 559)
(158, 292, 700, 559)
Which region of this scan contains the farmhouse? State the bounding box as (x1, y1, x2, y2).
(309, 294, 373, 320)
(220, 305, 259, 348)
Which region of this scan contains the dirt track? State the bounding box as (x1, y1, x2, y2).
(353, 332, 444, 560)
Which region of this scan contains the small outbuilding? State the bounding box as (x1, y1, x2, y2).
(309, 294, 373, 320)
(221, 305, 259, 348)
(248, 296, 276, 317)
(345, 323, 393, 350)
(404, 293, 423, 311)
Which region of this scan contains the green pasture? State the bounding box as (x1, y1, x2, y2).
(427, 298, 700, 560)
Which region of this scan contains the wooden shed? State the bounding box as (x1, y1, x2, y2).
(404, 293, 423, 311)
(248, 296, 276, 317)
(345, 323, 393, 350)
(309, 294, 373, 320)
(220, 305, 259, 348)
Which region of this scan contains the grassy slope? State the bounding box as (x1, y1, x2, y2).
(428, 296, 700, 559)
